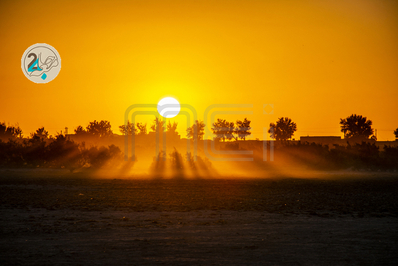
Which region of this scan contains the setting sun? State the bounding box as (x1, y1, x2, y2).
(157, 97, 181, 118)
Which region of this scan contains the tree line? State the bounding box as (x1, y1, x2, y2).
(1, 114, 398, 171)
(119, 117, 251, 141)
(0, 127, 124, 171)
(119, 114, 397, 142)
(2, 114, 398, 142)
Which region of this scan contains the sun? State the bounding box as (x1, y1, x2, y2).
(157, 97, 181, 118)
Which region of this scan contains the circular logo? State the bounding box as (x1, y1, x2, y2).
(21, 43, 61, 83)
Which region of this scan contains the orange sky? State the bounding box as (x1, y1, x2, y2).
(1, 0, 397, 140)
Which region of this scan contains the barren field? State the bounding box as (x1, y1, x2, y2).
(1, 169, 398, 265)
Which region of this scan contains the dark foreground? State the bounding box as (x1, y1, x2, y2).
(1, 170, 398, 265)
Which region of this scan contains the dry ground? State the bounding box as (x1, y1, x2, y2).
(1, 169, 398, 265)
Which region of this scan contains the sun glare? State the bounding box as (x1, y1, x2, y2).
(157, 97, 181, 118)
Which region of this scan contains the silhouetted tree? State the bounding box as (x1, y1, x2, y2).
(0, 139, 25, 167)
(166, 121, 178, 134)
(86, 120, 113, 137)
(47, 134, 82, 172)
(211, 119, 235, 141)
(14, 125, 23, 139)
(340, 114, 374, 140)
(23, 127, 50, 166)
(119, 120, 136, 135)
(0, 123, 7, 135)
(0, 122, 23, 140)
(394, 128, 398, 139)
(30, 127, 49, 140)
(150, 117, 165, 133)
(74, 125, 87, 135)
(268, 117, 297, 141)
(227, 122, 236, 141)
(235, 118, 251, 140)
(186, 120, 205, 141)
(136, 123, 147, 135)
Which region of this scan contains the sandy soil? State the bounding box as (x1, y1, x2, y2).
(1, 170, 398, 265)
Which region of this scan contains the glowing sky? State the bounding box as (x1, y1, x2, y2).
(1, 0, 397, 140)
